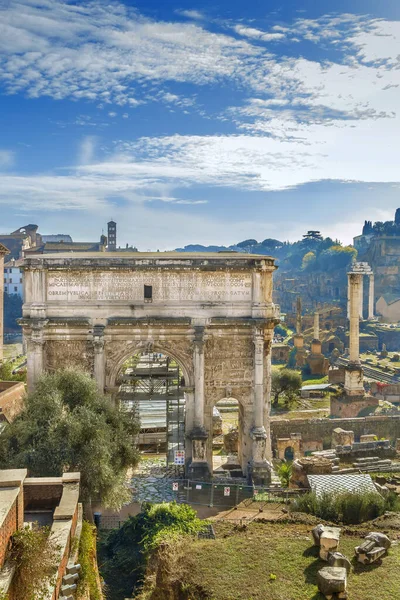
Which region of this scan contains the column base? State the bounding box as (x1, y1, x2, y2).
(187, 426, 210, 481)
(248, 460, 273, 486)
(344, 364, 364, 396)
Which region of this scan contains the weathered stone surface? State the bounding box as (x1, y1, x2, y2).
(312, 524, 325, 546)
(22, 252, 279, 478)
(320, 527, 341, 561)
(356, 544, 386, 565)
(317, 566, 347, 598)
(290, 456, 332, 489)
(365, 531, 391, 550)
(328, 551, 351, 573)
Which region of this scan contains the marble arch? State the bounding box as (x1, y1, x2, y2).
(21, 251, 280, 482)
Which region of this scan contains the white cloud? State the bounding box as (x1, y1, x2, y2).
(0, 0, 260, 105)
(0, 150, 15, 169)
(177, 10, 205, 21)
(78, 136, 97, 165)
(233, 25, 285, 42)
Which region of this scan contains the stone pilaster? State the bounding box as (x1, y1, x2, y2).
(368, 274, 375, 320)
(93, 325, 105, 393)
(26, 319, 48, 393)
(187, 326, 209, 479)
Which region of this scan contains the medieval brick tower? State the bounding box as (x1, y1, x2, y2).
(107, 220, 117, 252)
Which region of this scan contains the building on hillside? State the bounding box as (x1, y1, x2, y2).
(3, 258, 24, 298)
(40, 236, 107, 253)
(376, 294, 400, 323)
(41, 234, 73, 243)
(0, 469, 82, 600)
(0, 225, 42, 260)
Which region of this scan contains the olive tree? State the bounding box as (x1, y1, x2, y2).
(0, 369, 140, 515)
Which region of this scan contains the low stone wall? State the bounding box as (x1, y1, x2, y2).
(271, 415, 400, 451)
(0, 382, 25, 423)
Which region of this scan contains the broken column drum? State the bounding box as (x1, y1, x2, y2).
(20, 251, 280, 480)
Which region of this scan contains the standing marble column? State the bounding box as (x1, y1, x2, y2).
(349, 273, 362, 364)
(344, 273, 364, 396)
(93, 325, 105, 393)
(188, 326, 209, 479)
(359, 275, 364, 320)
(347, 276, 351, 319)
(250, 328, 272, 486)
(368, 274, 375, 320)
(313, 311, 320, 341)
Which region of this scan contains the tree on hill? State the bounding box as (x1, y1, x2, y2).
(318, 245, 357, 272)
(0, 369, 140, 515)
(236, 239, 258, 249)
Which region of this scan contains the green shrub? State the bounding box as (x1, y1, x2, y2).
(292, 490, 391, 525)
(78, 521, 102, 600)
(100, 502, 205, 600)
(277, 462, 292, 488)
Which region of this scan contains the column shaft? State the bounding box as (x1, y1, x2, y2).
(359, 276, 364, 320)
(253, 331, 265, 428)
(349, 273, 362, 364)
(193, 341, 205, 428)
(368, 274, 375, 320)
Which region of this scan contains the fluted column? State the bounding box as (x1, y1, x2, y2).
(368, 274, 375, 320)
(188, 326, 209, 479)
(93, 325, 105, 393)
(253, 329, 265, 429)
(359, 275, 364, 320)
(193, 328, 205, 429)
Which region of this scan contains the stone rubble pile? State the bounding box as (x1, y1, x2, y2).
(312, 525, 392, 599)
(353, 457, 397, 472)
(355, 532, 391, 565)
(313, 524, 348, 599)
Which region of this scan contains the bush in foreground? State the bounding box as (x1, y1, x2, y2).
(292, 490, 400, 525)
(100, 502, 204, 600)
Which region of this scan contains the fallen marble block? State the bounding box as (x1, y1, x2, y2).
(328, 551, 351, 573)
(312, 524, 325, 546)
(320, 527, 341, 561)
(365, 532, 391, 551)
(317, 566, 347, 599)
(355, 538, 386, 564)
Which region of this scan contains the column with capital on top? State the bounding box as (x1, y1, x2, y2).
(249, 328, 272, 486)
(187, 326, 209, 480)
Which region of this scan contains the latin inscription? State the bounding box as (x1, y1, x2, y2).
(47, 271, 252, 303)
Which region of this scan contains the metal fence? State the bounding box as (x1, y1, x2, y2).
(97, 479, 304, 529)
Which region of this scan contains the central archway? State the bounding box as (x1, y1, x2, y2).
(114, 347, 192, 469)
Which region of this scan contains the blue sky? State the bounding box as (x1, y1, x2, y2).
(1, 0, 400, 249)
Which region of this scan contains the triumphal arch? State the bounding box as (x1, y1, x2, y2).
(21, 252, 279, 482)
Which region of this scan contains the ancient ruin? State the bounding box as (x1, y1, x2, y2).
(20, 251, 280, 482)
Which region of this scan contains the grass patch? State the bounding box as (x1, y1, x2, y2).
(180, 522, 400, 600)
(78, 521, 102, 600)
